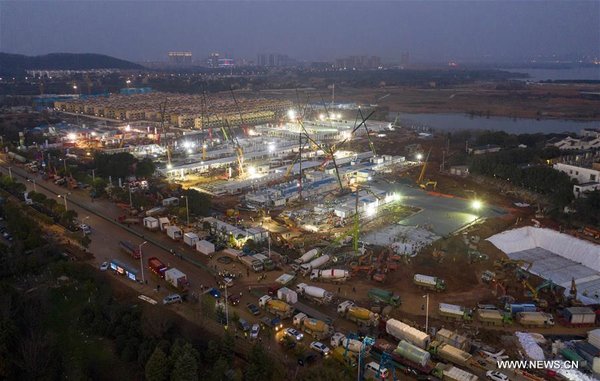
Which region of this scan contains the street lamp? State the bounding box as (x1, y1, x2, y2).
(181, 195, 190, 226)
(472, 199, 482, 211)
(57, 193, 70, 211)
(423, 294, 430, 334)
(139, 241, 148, 283)
(7, 166, 12, 180)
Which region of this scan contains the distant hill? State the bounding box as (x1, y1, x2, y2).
(0, 52, 144, 76)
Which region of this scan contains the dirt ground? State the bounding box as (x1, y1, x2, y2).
(335, 83, 600, 120)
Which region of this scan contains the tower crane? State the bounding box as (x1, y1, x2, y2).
(416, 147, 437, 190)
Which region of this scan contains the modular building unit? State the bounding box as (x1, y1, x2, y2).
(143, 216, 159, 231)
(166, 226, 183, 240)
(435, 329, 471, 352)
(183, 232, 199, 247)
(158, 217, 170, 231)
(563, 307, 596, 326)
(196, 240, 215, 255)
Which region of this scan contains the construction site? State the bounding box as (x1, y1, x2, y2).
(33, 88, 600, 380)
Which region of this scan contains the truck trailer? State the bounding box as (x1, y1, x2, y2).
(429, 341, 472, 368)
(385, 318, 430, 349)
(368, 288, 401, 307)
(516, 312, 555, 327)
(438, 303, 473, 322)
(164, 268, 189, 292)
(119, 240, 141, 259)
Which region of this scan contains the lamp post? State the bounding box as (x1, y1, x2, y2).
(57, 193, 69, 211)
(423, 293, 430, 334)
(139, 241, 148, 283)
(128, 184, 133, 209)
(181, 195, 189, 226)
(8, 166, 12, 180)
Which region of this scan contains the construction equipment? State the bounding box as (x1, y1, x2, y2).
(522, 280, 548, 308)
(416, 147, 436, 190)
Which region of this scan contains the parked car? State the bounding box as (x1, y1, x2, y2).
(238, 318, 251, 332)
(486, 371, 509, 381)
(227, 294, 240, 306)
(163, 294, 182, 305)
(309, 341, 330, 356)
(208, 288, 221, 299)
(297, 352, 318, 367)
(284, 328, 304, 341)
(100, 262, 109, 271)
(246, 303, 260, 316)
(250, 324, 260, 339)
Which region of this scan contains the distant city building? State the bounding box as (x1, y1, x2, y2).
(208, 52, 220, 68)
(256, 53, 295, 67)
(218, 58, 235, 68)
(168, 51, 192, 65)
(334, 55, 381, 69)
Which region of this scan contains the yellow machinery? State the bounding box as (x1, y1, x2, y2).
(416, 147, 437, 190)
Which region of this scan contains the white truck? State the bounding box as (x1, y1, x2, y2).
(310, 269, 349, 283)
(438, 303, 473, 322)
(337, 300, 378, 327)
(166, 225, 183, 240)
(300, 255, 330, 275)
(385, 318, 430, 349)
(164, 268, 189, 291)
(413, 274, 446, 292)
(293, 313, 334, 340)
(296, 283, 333, 304)
(330, 332, 369, 354)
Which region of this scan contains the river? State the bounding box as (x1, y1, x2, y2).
(390, 112, 600, 134)
(507, 67, 600, 82)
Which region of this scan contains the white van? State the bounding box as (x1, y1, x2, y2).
(364, 362, 389, 380)
(163, 294, 182, 305)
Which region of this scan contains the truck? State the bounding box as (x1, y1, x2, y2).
(253, 253, 275, 271)
(239, 255, 263, 272)
(148, 257, 168, 278)
(296, 283, 333, 304)
(337, 300, 378, 327)
(433, 363, 479, 381)
(310, 269, 349, 283)
(294, 248, 319, 267)
(166, 226, 183, 240)
(258, 295, 293, 318)
(183, 232, 198, 247)
(260, 315, 283, 331)
(118, 215, 140, 225)
(119, 240, 141, 259)
(164, 268, 189, 292)
(413, 274, 446, 292)
(293, 313, 334, 340)
(300, 255, 330, 275)
(367, 288, 401, 307)
(560, 307, 597, 327)
(145, 206, 166, 217)
(477, 309, 513, 326)
(438, 303, 473, 322)
(435, 329, 471, 352)
(372, 338, 434, 375)
(330, 332, 366, 354)
(505, 303, 537, 314)
(385, 318, 430, 349)
(143, 216, 159, 231)
(429, 341, 472, 367)
(331, 346, 357, 368)
(516, 312, 555, 327)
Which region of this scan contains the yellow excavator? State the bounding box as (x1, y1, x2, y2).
(416, 147, 437, 190)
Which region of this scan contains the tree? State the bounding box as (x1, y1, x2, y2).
(170, 347, 198, 381)
(245, 344, 273, 381)
(184, 188, 211, 217)
(206, 357, 228, 381)
(136, 158, 156, 178)
(145, 347, 169, 381)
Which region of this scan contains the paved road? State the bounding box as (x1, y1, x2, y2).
(377, 178, 505, 236)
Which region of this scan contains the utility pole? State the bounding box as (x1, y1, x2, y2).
(139, 241, 148, 283)
(128, 184, 133, 209)
(182, 195, 190, 226)
(298, 132, 302, 199)
(8, 167, 12, 180)
(423, 294, 430, 334)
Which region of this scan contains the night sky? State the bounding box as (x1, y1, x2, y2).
(1, 1, 598, 63)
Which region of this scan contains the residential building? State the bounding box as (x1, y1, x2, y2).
(553, 162, 600, 183)
(574, 182, 600, 198)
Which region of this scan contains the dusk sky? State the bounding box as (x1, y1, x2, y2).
(1, 1, 598, 63)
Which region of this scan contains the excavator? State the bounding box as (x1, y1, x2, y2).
(522, 280, 548, 308)
(416, 147, 437, 191)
